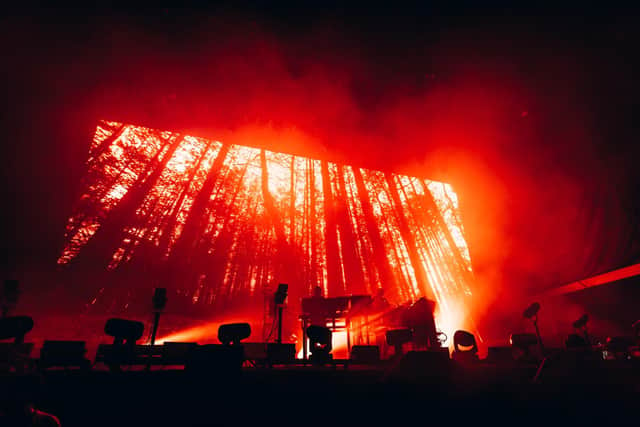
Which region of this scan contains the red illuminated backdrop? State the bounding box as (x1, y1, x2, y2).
(58, 120, 477, 344)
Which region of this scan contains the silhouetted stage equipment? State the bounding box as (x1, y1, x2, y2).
(486, 346, 515, 364)
(274, 284, 288, 344)
(388, 298, 444, 351)
(510, 333, 540, 362)
(350, 345, 380, 364)
(96, 318, 147, 370)
(239, 342, 297, 366)
(1, 279, 20, 317)
(0, 315, 34, 372)
(299, 294, 373, 359)
(452, 330, 478, 362)
(605, 336, 636, 360)
(385, 350, 452, 383)
(307, 325, 333, 365)
(39, 341, 90, 371)
(386, 328, 412, 357)
(161, 342, 198, 365)
(183, 323, 250, 373)
(218, 323, 251, 345)
(150, 287, 167, 346)
(0, 315, 33, 343)
(185, 344, 244, 375)
(523, 302, 544, 354)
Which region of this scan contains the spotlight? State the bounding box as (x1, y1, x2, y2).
(104, 318, 144, 345)
(522, 302, 544, 354)
(0, 316, 34, 372)
(566, 313, 594, 354)
(452, 330, 478, 362)
(99, 318, 145, 371)
(523, 302, 540, 319)
(0, 315, 34, 344)
(218, 323, 251, 346)
(573, 314, 589, 330)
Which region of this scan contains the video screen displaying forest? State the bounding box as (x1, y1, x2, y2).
(58, 120, 474, 334)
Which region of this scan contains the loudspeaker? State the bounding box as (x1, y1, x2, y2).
(486, 346, 514, 364)
(386, 350, 452, 382)
(162, 342, 197, 365)
(267, 343, 296, 364)
(185, 344, 244, 375)
(350, 345, 380, 364)
(39, 341, 90, 369)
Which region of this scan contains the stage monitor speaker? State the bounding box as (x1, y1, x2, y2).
(350, 345, 380, 364)
(185, 344, 244, 376)
(486, 346, 514, 364)
(267, 343, 296, 364)
(39, 340, 90, 369)
(386, 350, 452, 383)
(162, 342, 198, 365)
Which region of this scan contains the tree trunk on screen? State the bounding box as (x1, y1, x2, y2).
(335, 165, 366, 294)
(74, 133, 185, 269)
(384, 173, 432, 298)
(352, 168, 398, 296)
(168, 143, 230, 261)
(157, 139, 214, 258)
(90, 123, 127, 163)
(321, 160, 344, 296)
(416, 180, 473, 283)
(308, 160, 318, 293)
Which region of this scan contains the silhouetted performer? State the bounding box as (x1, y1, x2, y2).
(307, 286, 327, 327)
(404, 297, 439, 349)
(371, 288, 390, 312)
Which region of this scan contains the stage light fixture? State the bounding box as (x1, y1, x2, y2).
(452, 330, 478, 362)
(104, 318, 144, 345)
(523, 302, 540, 319)
(0, 316, 34, 344)
(274, 283, 288, 306)
(218, 323, 251, 346)
(522, 302, 545, 354)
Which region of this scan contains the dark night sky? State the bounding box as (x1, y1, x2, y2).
(1, 3, 639, 323)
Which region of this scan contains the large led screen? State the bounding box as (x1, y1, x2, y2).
(59, 120, 475, 335)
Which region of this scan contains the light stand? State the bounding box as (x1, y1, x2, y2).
(573, 314, 590, 345)
(150, 288, 167, 346)
(1, 279, 20, 318)
(523, 302, 548, 383)
(274, 284, 288, 344)
(523, 302, 544, 354)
